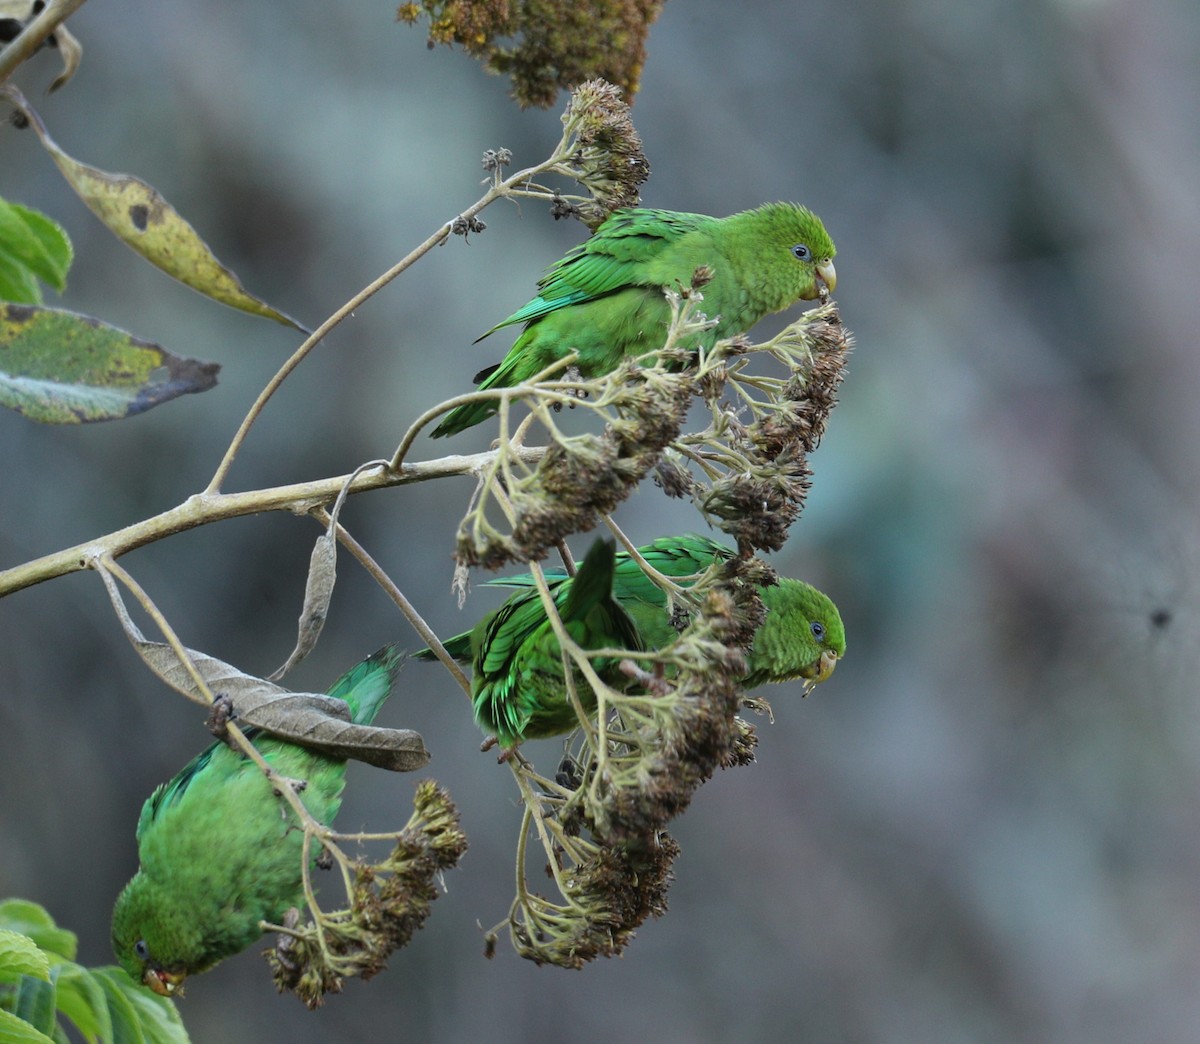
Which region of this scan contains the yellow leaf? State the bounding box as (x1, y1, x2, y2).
(4, 87, 308, 332)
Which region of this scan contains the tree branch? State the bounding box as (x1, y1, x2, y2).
(0, 445, 544, 597)
(0, 0, 87, 85)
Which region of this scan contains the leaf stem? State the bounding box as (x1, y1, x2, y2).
(0, 0, 88, 85)
(315, 509, 473, 697)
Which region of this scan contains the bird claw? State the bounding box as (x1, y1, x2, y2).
(555, 755, 582, 789)
(619, 657, 671, 696)
(480, 734, 518, 763)
(272, 775, 308, 798)
(553, 364, 589, 412)
(740, 695, 775, 723)
(205, 693, 237, 745)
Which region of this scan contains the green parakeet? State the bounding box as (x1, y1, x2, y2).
(456, 537, 642, 748)
(422, 535, 845, 747)
(431, 204, 837, 437)
(111, 647, 403, 996)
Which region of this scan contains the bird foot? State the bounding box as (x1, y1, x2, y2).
(205, 693, 237, 746)
(619, 658, 671, 696)
(272, 775, 308, 798)
(481, 735, 519, 763)
(740, 695, 775, 723)
(552, 364, 588, 412)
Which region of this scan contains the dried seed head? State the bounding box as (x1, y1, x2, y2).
(653, 457, 697, 499)
(481, 147, 513, 171)
(722, 718, 759, 768)
(398, 3, 664, 109)
(510, 833, 679, 967)
(560, 79, 650, 227)
(266, 781, 466, 1007)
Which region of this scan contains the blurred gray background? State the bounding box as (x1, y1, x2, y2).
(3, 0, 1199, 1040)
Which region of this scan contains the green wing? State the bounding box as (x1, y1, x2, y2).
(471, 575, 573, 678)
(422, 535, 736, 663)
(471, 539, 644, 745)
(484, 535, 730, 589)
(480, 534, 732, 600)
(478, 209, 712, 338)
(414, 573, 578, 667)
(136, 745, 220, 842)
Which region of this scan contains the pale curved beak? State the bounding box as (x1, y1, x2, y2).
(812, 648, 839, 683)
(816, 259, 837, 295)
(798, 649, 840, 696)
(144, 965, 186, 997)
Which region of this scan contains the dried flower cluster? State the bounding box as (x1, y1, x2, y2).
(455, 364, 694, 570)
(467, 302, 851, 966)
(396, 2, 665, 109)
(588, 564, 770, 836)
(550, 79, 649, 228)
(490, 553, 783, 966)
(500, 829, 680, 968)
(682, 301, 853, 553)
(266, 781, 467, 1008)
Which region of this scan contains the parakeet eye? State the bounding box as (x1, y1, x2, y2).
(809, 621, 825, 641)
(134, 939, 150, 961)
(791, 244, 812, 261)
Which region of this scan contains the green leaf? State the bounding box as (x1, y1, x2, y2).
(51, 964, 111, 1044)
(92, 972, 144, 1044)
(92, 968, 190, 1044)
(4, 89, 307, 332)
(14, 976, 56, 1036)
(0, 252, 44, 305)
(0, 1007, 56, 1044)
(0, 930, 51, 981)
(0, 902, 76, 962)
(0, 197, 73, 301)
(0, 304, 219, 423)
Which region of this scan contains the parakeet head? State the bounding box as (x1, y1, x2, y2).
(735, 202, 838, 305)
(112, 873, 190, 997)
(746, 577, 846, 690)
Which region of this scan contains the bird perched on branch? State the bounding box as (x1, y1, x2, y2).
(111, 647, 403, 996)
(419, 535, 845, 748)
(431, 203, 836, 437)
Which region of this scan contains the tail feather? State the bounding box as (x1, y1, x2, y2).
(430, 350, 520, 438)
(411, 634, 472, 664)
(561, 539, 617, 622)
(326, 645, 403, 725)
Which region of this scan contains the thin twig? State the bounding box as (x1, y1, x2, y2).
(204, 222, 455, 493)
(390, 352, 579, 468)
(314, 508, 473, 697)
(210, 128, 589, 492)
